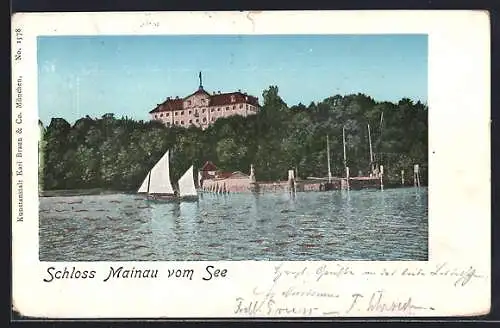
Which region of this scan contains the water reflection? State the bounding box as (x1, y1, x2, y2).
(39, 187, 428, 261)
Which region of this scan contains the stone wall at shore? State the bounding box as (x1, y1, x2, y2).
(256, 181, 290, 193)
(200, 177, 382, 193)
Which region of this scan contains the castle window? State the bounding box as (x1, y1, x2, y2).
(160, 113, 163, 117)
(217, 108, 221, 112)
(202, 118, 206, 122)
(166, 113, 169, 117)
(167, 122, 171, 126)
(226, 107, 229, 111)
(232, 105, 236, 110)
(211, 117, 215, 121)
(154, 114, 158, 118)
(189, 120, 192, 123)
(175, 112, 178, 116)
(239, 104, 243, 108)
(181, 111, 184, 115)
(195, 119, 199, 123)
(175, 121, 178, 124)
(202, 108, 206, 113)
(181, 121, 184, 125)
(211, 108, 214, 112)
(188, 110, 192, 114)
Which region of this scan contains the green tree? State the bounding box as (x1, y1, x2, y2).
(42, 86, 428, 190)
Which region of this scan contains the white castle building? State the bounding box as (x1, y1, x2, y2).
(149, 72, 260, 130)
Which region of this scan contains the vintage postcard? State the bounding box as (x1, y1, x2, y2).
(12, 11, 490, 318)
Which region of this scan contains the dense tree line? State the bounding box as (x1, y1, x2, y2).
(40, 86, 428, 191)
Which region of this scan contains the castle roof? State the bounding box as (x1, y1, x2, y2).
(209, 92, 259, 107)
(150, 89, 259, 114)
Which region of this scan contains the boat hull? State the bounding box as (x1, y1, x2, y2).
(143, 194, 178, 203)
(139, 194, 199, 203)
(179, 195, 199, 202)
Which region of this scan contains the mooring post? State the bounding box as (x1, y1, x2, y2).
(417, 165, 421, 188)
(346, 166, 350, 191)
(288, 169, 295, 194)
(413, 164, 420, 188)
(380, 165, 384, 190)
(401, 169, 405, 185)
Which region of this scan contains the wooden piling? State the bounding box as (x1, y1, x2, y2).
(413, 164, 421, 188)
(345, 166, 350, 191)
(380, 165, 384, 190)
(288, 169, 296, 195)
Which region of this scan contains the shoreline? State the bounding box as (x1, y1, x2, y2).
(40, 184, 427, 198)
(40, 188, 135, 198)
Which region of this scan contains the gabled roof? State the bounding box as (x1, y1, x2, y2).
(185, 87, 210, 99)
(201, 161, 217, 171)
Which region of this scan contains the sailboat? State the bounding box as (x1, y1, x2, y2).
(137, 150, 198, 202)
(137, 150, 177, 201)
(177, 165, 199, 201)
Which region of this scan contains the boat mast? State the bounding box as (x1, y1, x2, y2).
(342, 126, 350, 190)
(368, 123, 374, 174)
(146, 171, 151, 196)
(326, 135, 332, 183)
(342, 127, 347, 169)
(378, 112, 384, 164)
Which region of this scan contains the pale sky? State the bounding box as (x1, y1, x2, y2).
(38, 34, 427, 125)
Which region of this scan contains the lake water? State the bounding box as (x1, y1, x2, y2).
(39, 187, 428, 261)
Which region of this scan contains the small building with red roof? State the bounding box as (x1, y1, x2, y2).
(199, 161, 218, 180)
(198, 161, 254, 192)
(149, 72, 260, 130)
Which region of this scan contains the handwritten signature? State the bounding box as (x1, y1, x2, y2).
(233, 262, 484, 316)
(234, 289, 434, 316)
(234, 295, 319, 316)
(346, 290, 435, 315)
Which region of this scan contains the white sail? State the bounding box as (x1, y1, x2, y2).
(148, 150, 175, 195)
(178, 165, 197, 198)
(137, 171, 151, 193)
